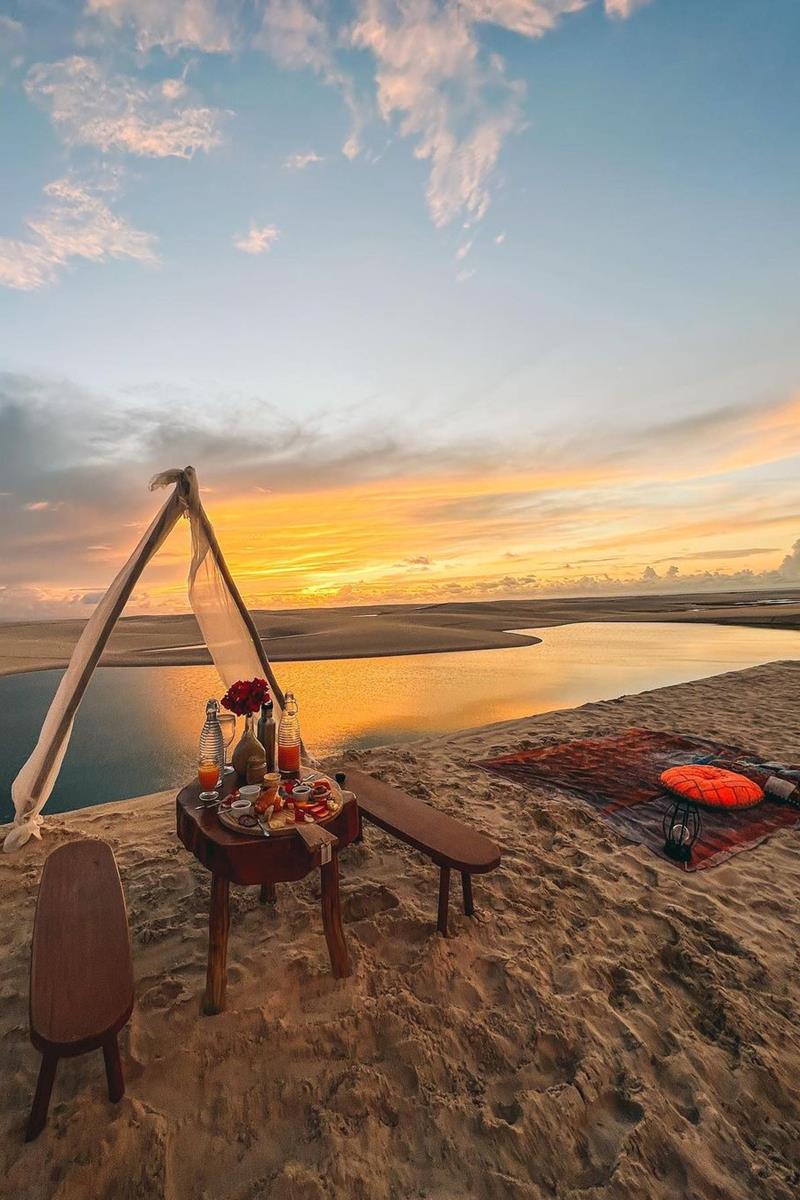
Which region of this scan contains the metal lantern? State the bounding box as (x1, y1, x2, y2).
(662, 796, 701, 864)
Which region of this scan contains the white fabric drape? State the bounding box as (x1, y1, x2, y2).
(5, 466, 284, 852)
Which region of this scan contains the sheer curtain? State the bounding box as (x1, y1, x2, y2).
(5, 467, 285, 852)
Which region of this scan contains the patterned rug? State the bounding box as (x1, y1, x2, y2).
(475, 729, 800, 870)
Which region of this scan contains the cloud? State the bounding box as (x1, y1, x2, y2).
(604, 0, 652, 18)
(284, 149, 324, 170)
(260, 0, 330, 70)
(778, 539, 800, 581)
(85, 0, 236, 55)
(2, 368, 799, 619)
(0, 177, 158, 291)
(351, 0, 520, 227)
(654, 547, 779, 564)
(25, 57, 226, 158)
(234, 224, 280, 254)
(260, 0, 365, 160)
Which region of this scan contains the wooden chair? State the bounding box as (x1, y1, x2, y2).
(343, 768, 501, 936)
(26, 839, 134, 1141)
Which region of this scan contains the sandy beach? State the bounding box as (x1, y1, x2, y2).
(1, 588, 799, 678)
(1, 660, 798, 1199)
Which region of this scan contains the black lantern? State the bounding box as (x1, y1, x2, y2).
(662, 797, 701, 864)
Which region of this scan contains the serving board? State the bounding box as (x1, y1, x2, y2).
(217, 772, 344, 838)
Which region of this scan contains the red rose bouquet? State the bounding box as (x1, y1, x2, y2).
(221, 678, 271, 717)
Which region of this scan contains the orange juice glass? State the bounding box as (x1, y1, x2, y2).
(198, 759, 221, 800)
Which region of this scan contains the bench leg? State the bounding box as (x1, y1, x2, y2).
(259, 882, 277, 905)
(461, 871, 475, 917)
(26, 1052, 59, 1141)
(320, 853, 351, 979)
(103, 1035, 125, 1103)
(437, 867, 451, 936)
(203, 873, 230, 1015)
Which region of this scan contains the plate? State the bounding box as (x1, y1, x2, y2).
(216, 771, 344, 837)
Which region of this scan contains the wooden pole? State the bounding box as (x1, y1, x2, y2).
(28, 485, 186, 800)
(196, 502, 287, 711)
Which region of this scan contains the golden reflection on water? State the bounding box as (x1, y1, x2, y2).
(2, 621, 798, 818)
(158, 621, 800, 757)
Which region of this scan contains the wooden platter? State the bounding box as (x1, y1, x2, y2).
(216, 771, 344, 837)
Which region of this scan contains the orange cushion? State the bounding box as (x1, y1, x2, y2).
(661, 765, 763, 810)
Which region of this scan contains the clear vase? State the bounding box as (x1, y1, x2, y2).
(231, 713, 265, 778)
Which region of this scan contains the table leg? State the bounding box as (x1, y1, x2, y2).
(320, 853, 351, 979)
(259, 882, 277, 905)
(203, 873, 230, 1015)
(103, 1034, 125, 1103)
(437, 866, 451, 936)
(461, 871, 474, 917)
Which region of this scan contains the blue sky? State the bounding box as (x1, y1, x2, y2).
(1, 0, 799, 617)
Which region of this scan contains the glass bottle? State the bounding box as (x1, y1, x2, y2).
(231, 713, 265, 778)
(278, 692, 301, 776)
(199, 698, 225, 768)
(257, 699, 276, 772)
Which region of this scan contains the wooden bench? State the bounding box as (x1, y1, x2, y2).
(27, 839, 134, 1141)
(342, 768, 501, 936)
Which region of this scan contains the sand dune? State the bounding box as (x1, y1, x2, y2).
(1, 661, 799, 1198)
(1, 588, 799, 677)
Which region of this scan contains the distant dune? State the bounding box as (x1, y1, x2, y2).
(1, 588, 799, 678)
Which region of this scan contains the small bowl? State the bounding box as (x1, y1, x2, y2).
(230, 797, 253, 814)
(238, 785, 261, 802)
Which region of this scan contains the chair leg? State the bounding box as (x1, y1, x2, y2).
(461, 871, 474, 917)
(26, 1052, 59, 1141)
(437, 867, 451, 936)
(103, 1035, 125, 1103)
(259, 882, 277, 905)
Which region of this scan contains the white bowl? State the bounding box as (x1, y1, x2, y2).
(230, 797, 253, 814)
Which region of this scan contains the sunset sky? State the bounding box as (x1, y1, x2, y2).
(1, 0, 799, 618)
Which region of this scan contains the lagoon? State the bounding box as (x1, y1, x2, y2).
(1, 621, 798, 821)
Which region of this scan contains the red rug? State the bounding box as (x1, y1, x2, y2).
(475, 729, 800, 870)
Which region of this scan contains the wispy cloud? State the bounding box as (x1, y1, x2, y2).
(604, 0, 653, 19)
(284, 149, 324, 170)
(25, 57, 226, 158)
(233, 224, 280, 254)
(0, 177, 158, 291)
(260, 0, 364, 160)
(85, 0, 236, 55)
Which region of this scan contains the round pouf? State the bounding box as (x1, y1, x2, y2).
(660, 765, 764, 811)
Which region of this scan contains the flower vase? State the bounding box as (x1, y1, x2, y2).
(231, 714, 265, 778)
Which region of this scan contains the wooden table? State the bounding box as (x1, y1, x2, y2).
(176, 778, 358, 1014)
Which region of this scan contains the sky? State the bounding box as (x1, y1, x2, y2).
(0, 0, 799, 619)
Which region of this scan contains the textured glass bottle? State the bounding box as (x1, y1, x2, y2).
(277, 692, 301, 776)
(199, 698, 225, 767)
(231, 714, 265, 778)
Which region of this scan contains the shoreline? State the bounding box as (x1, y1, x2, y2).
(1, 661, 798, 1197)
(1, 586, 799, 679)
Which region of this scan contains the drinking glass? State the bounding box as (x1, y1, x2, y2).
(198, 757, 221, 802)
(219, 713, 236, 775)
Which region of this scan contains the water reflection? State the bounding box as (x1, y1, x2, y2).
(0, 621, 797, 820)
